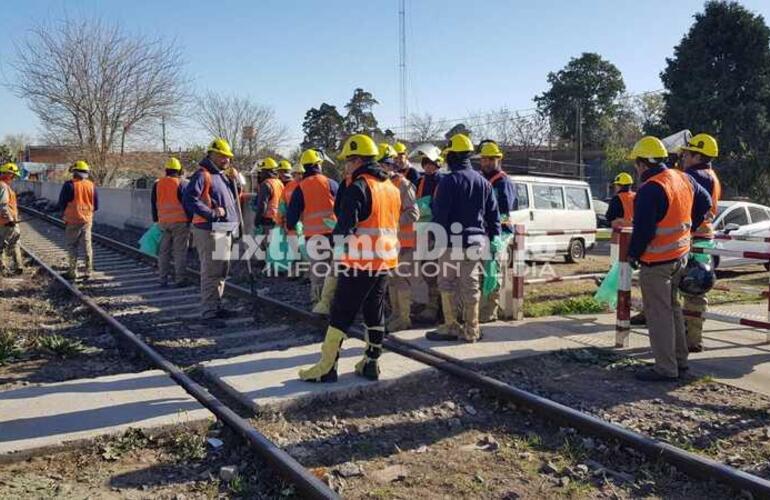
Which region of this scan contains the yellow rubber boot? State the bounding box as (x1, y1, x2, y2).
(426, 292, 462, 341)
(299, 326, 346, 382)
(312, 276, 338, 315)
(387, 290, 412, 332)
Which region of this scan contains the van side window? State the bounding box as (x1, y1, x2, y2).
(533, 184, 564, 210)
(565, 187, 590, 210)
(514, 183, 529, 210)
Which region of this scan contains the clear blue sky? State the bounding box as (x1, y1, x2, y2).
(1, 0, 769, 151)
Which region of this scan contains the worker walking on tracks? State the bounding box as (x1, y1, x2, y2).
(379, 143, 419, 331)
(412, 144, 444, 322)
(428, 134, 501, 342)
(627, 136, 712, 381)
(0, 162, 23, 276)
(286, 149, 339, 312)
(680, 133, 721, 352)
(59, 161, 97, 280)
(299, 134, 400, 383)
(394, 142, 421, 187)
(478, 140, 516, 323)
(183, 138, 240, 325)
(152, 157, 191, 288)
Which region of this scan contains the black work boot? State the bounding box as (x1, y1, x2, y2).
(630, 312, 646, 326)
(355, 326, 384, 381)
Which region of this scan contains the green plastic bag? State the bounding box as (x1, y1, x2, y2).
(482, 259, 500, 297)
(416, 196, 433, 222)
(593, 262, 620, 309)
(265, 227, 303, 274)
(691, 239, 715, 264)
(138, 223, 162, 257)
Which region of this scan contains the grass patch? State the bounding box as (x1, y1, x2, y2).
(35, 334, 84, 358)
(525, 296, 606, 317)
(168, 430, 207, 462)
(100, 428, 151, 461)
(0, 330, 21, 364)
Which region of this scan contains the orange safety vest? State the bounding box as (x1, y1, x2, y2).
(63, 178, 95, 224)
(155, 177, 189, 224)
(692, 168, 721, 240)
(276, 179, 299, 227)
(191, 168, 213, 225)
(0, 180, 17, 226)
(390, 174, 416, 249)
(640, 169, 694, 264)
(299, 174, 336, 236)
(612, 191, 636, 228)
(262, 177, 284, 222)
(416, 174, 439, 199)
(342, 173, 401, 271)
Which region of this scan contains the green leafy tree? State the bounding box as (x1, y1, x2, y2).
(535, 52, 626, 148)
(343, 88, 380, 136)
(301, 103, 345, 152)
(661, 1, 770, 198)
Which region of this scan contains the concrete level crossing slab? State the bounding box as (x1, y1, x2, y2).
(0, 370, 211, 458)
(201, 338, 430, 412)
(201, 311, 770, 413)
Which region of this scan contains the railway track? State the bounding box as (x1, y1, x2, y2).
(15, 205, 770, 498)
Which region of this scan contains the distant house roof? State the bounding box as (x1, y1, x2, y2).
(23, 145, 79, 164)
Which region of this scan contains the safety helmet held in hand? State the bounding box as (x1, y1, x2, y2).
(165, 157, 182, 171)
(337, 134, 378, 160)
(613, 172, 634, 186)
(207, 137, 234, 158)
(446, 133, 474, 154)
(680, 133, 718, 158)
(679, 259, 716, 296)
(0, 162, 21, 177)
(627, 136, 667, 162)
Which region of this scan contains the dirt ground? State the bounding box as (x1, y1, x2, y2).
(0, 268, 144, 390)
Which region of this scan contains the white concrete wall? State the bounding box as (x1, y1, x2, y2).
(14, 180, 258, 233)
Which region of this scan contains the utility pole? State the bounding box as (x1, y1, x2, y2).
(398, 0, 407, 138)
(161, 115, 167, 153)
(575, 100, 583, 179)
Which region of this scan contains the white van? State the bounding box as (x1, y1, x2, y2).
(507, 175, 597, 262)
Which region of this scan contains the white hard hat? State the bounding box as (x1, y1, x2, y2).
(408, 143, 442, 163)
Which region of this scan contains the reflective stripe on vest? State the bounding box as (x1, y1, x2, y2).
(191, 168, 213, 225)
(391, 174, 416, 248)
(0, 181, 17, 226)
(641, 169, 694, 264)
(300, 175, 337, 236)
(263, 178, 284, 222)
(342, 174, 401, 271)
(63, 179, 95, 224)
(156, 177, 189, 224)
(613, 191, 636, 228)
(692, 168, 721, 240)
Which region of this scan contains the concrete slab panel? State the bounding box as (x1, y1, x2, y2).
(0, 370, 211, 457)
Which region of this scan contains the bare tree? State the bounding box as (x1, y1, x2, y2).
(1, 133, 35, 159)
(194, 91, 288, 160)
(12, 18, 188, 185)
(408, 113, 443, 142)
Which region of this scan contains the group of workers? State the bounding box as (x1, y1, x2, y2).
(606, 133, 721, 381)
(0, 129, 724, 386)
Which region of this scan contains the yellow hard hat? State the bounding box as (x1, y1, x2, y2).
(0, 162, 20, 177)
(292, 163, 306, 174)
(447, 133, 474, 154)
(72, 160, 90, 172)
(165, 157, 182, 171)
(259, 157, 278, 170)
(337, 134, 378, 160)
(479, 140, 504, 159)
(680, 133, 718, 158)
(393, 142, 408, 154)
(277, 159, 292, 171)
(626, 136, 667, 161)
(613, 172, 634, 186)
(300, 149, 323, 166)
(377, 143, 397, 162)
(207, 137, 234, 158)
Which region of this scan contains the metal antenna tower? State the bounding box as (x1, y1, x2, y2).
(398, 0, 407, 138)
